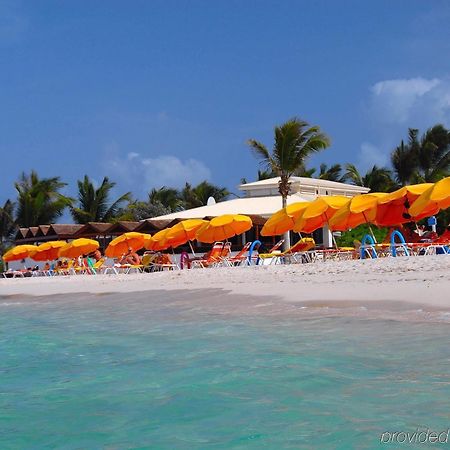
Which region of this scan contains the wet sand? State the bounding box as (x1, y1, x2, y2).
(1, 256, 449, 320)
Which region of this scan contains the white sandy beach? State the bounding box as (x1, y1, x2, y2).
(1, 256, 449, 312)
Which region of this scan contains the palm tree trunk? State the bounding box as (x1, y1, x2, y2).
(281, 195, 291, 251)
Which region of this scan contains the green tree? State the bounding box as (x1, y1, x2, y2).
(344, 164, 395, 192)
(247, 117, 330, 208)
(181, 181, 229, 209)
(148, 187, 183, 212)
(0, 199, 16, 256)
(257, 169, 277, 180)
(15, 171, 73, 227)
(417, 124, 450, 182)
(391, 125, 450, 186)
(317, 163, 346, 182)
(71, 175, 131, 223)
(117, 200, 171, 221)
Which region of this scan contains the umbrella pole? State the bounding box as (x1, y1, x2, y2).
(324, 213, 338, 249)
(363, 212, 377, 243)
(188, 240, 197, 256)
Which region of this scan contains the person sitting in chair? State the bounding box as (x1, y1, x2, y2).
(119, 248, 141, 265)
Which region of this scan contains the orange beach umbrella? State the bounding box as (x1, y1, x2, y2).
(195, 214, 252, 243)
(165, 219, 208, 248)
(145, 228, 172, 251)
(409, 177, 450, 217)
(328, 193, 387, 231)
(105, 232, 148, 258)
(293, 196, 349, 233)
(261, 202, 310, 236)
(30, 241, 66, 261)
(3, 245, 38, 262)
(374, 183, 436, 226)
(58, 238, 99, 258)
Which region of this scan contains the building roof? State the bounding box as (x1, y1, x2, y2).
(239, 176, 369, 193)
(73, 222, 113, 237)
(106, 221, 140, 235)
(151, 193, 311, 220)
(151, 177, 369, 221)
(134, 218, 179, 233)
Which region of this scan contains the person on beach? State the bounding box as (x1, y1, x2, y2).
(119, 248, 141, 265)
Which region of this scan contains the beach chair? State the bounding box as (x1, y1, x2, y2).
(268, 239, 284, 253)
(189, 242, 225, 268)
(85, 257, 119, 275)
(258, 238, 316, 265)
(54, 259, 75, 275)
(148, 253, 179, 271)
(222, 241, 252, 266)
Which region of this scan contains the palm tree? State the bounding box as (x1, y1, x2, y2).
(317, 163, 346, 182)
(148, 187, 183, 212)
(247, 117, 330, 208)
(257, 169, 277, 180)
(417, 124, 450, 182)
(192, 181, 229, 206)
(181, 181, 230, 209)
(117, 200, 171, 221)
(391, 125, 450, 185)
(344, 164, 395, 192)
(15, 171, 73, 227)
(391, 129, 420, 186)
(71, 175, 131, 223)
(248, 117, 330, 249)
(0, 199, 16, 256)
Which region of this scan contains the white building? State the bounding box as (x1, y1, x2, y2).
(151, 177, 370, 246)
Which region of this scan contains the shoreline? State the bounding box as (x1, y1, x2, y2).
(1, 256, 449, 312)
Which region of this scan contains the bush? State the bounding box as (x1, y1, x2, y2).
(336, 224, 388, 247)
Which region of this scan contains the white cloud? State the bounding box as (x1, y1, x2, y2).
(369, 77, 450, 125)
(356, 76, 450, 172)
(103, 147, 211, 196)
(357, 142, 389, 170)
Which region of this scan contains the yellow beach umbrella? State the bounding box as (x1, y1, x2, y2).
(195, 214, 252, 243)
(30, 241, 66, 261)
(165, 219, 208, 248)
(145, 228, 172, 251)
(261, 202, 310, 236)
(105, 232, 148, 258)
(293, 196, 349, 233)
(409, 177, 450, 217)
(328, 193, 387, 231)
(58, 238, 99, 258)
(3, 244, 38, 262)
(374, 183, 436, 226)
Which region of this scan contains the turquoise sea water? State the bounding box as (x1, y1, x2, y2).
(1, 289, 450, 449)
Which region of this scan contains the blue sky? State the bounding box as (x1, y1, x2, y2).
(1, 0, 450, 208)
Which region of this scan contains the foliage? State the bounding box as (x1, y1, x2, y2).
(117, 200, 171, 221)
(391, 125, 450, 186)
(317, 163, 346, 182)
(335, 224, 388, 247)
(181, 181, 229, 209)
(0, 199, 16, 255)
(344, 164, 395, 192)
(71, 176, 131, 223)
(247, 117, 330, 206)
(149, 187, 183, 212)
(15, 171, 73, 227)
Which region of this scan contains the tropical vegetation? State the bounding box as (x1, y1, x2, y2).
(247, 117, 331, 208)
(70, 176, 132, 224)
(1, 120, 449, 254)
